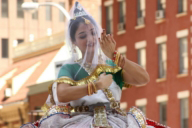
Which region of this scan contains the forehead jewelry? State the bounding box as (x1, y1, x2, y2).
(82, 17, 90, 24)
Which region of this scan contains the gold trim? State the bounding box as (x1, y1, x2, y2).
(48, 84, 56, 105)
(129, 107, 147, 128)
(54, 64, 132, 88)
(41, 103, 50, 113)
(124, 83, 133, 88)
(93, 106, 111, 127)
(55, 64, 122, 86)
(103, 89, 127, 116)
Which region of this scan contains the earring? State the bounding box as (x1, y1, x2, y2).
(73, 44, 77, 53)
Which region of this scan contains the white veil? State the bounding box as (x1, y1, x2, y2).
(61, 1, 110, 78)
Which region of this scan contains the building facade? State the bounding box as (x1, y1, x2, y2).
(0, 0, 71, 72)
(0, 0, 101, 73)
(0, 0, 101, 127)
(102, 0, 191, 128)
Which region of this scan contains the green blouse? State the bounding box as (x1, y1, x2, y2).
(57, 60, 125, 89)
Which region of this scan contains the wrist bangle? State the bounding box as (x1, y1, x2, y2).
(112, 51, 121, 66)
(87, 83, 91, 96)
(91, 82, 97, 94)
(90, 83, 93, 95)
(119, 55, 125, 68)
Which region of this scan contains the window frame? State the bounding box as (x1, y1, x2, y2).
(158, 43, 167, 78)
(159, 102, 167, 125)
(137, 48, 146, 70)
(179, 37, 188, 74)
(1, 38, 9, 58)
(1, 0, 8, 18)
(180, 98, 189, 128)
(17, 0, 24, 18)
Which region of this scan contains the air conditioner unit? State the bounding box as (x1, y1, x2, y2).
(118, 23, 125, 31)
(4, 88, 12, 97)
(137, 17, 145, 26)
(156, 10, 165, 20)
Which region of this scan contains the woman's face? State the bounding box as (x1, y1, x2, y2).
(73, 22, 97, 56)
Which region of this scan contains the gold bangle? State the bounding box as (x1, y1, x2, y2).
(91, 82, 97, 94)
(114, 52, 121, 65)
(87, 83, 91, 96)
(90, 83, 93, 95)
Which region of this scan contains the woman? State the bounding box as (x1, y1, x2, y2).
(21, 2, 169, 128)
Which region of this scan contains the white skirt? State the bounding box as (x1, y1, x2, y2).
(21, 112, 154, 128)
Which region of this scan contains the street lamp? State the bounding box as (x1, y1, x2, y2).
(22, 2, 71, 21)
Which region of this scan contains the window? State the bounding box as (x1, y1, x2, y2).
(32, 10, 38, 19)
(179, 37, 188, 74)
(106, 5, 113, 34)
(180, 98, 188, 128)
(137, 0, 142, 18)
(159, 102, 167, 125)
(137, 0, 145, 26)
(138, 106, 146, 115)
(2, 0, 8, 18)
(118, 0, 126, 31)
(178, 0, 187, 13)
(59, 2, 65, 22)
(34, 106, 41, 120)
(138, 48, 146, 69)
(158, 43, 166, 78)
(46, 5, 52, 21)
(32, 0, 38, 19)
(17, 0, 24, 18)
(32, 10, 38, 20)
(2, 39, 8, 58)
(17, 39, 24, 44)
(157, 0, 163, 10)
(156, 0, 165, 19)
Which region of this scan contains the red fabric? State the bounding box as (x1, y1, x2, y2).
(33, 121, 39, 127)
(146, 119, 168, 128)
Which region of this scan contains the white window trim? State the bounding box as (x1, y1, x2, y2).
(183, 0, 187, 12)
(120, 102, 128, 109)
(177, 90, 190, 99)
(136, 98, 147, 106)
(156, 35, 167, 44)
(104, 0, 114, 6)
(117, 46, 127, 53)
(156, 94, 168, 103)
(135, 41, 147, 49)
(117, 30, 126, 35)
(176, 29, 189, 38)
(140, 0, 146, 10)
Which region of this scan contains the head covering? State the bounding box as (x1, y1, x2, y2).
(61, 1, 109, 78)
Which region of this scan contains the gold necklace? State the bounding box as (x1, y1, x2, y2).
(76, 59, 94, 75)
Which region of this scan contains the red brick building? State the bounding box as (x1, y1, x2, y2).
(102, 0, 191, 128)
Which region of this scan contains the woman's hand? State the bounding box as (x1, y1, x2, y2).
(99, 29, 116, 59)
(95, 73, 113, 89)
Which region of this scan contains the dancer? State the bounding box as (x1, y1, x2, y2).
(21, 2, 169, 128)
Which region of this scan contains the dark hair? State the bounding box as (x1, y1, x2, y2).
(69, 15, 96, 42)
